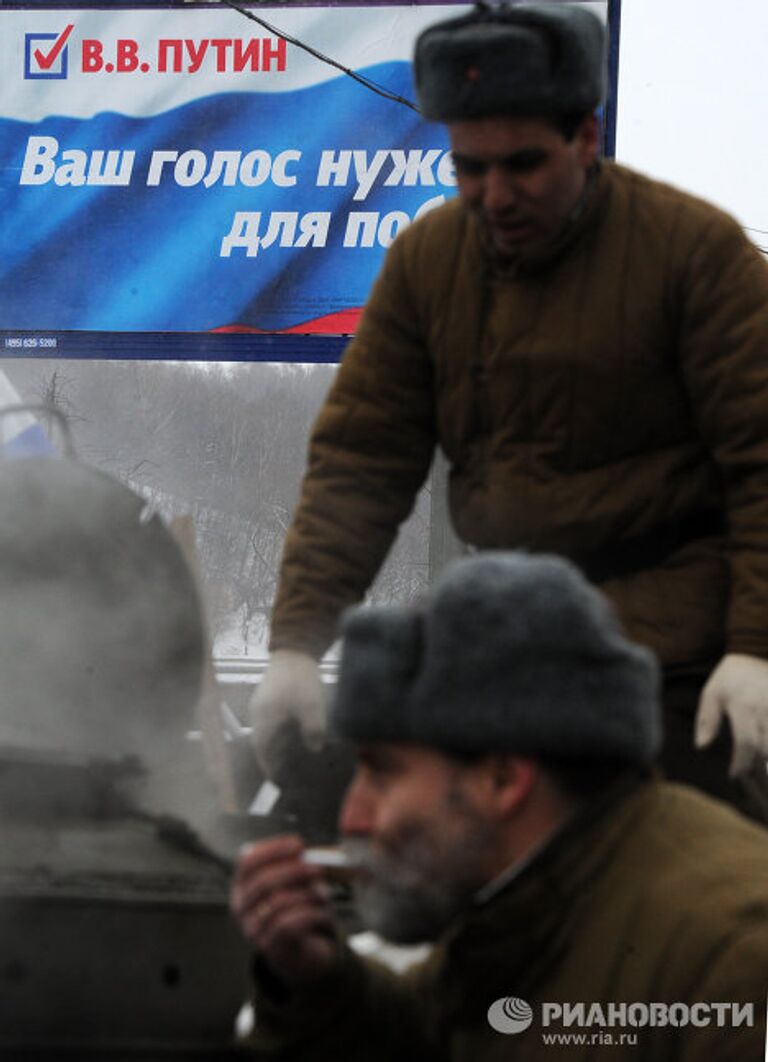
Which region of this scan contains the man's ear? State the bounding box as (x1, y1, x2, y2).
(486, 755, 538, 818)
(576, 112, 600, 166)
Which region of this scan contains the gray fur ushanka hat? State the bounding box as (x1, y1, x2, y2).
(330, 552, 662, 767)
(414, 3, 607, 122)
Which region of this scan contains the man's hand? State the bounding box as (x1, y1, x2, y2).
(230, 835, 342, 986)
(695, 654, 768, 776)
(249, 650, 327, 776)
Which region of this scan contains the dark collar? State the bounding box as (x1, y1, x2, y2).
(435, 775, 656, 1015)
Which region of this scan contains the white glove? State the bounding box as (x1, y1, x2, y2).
(249, 650, 328, 776)
(694, 653, 768, 777)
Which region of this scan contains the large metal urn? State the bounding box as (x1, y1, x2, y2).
(0, 418, 250, 1059)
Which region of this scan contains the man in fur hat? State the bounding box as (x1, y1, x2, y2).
(233, 552, 768, 1061)
(251, 3, 768, 812)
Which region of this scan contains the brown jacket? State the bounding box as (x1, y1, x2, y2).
(243, 780, 768, 1062)
(272, 163, 768, 666)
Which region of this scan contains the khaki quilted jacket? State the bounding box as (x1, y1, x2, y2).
(244, 780, 768, 1062)
(272, 163, 768, 666)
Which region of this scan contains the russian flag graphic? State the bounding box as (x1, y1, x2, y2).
(0, 7, 460, 336)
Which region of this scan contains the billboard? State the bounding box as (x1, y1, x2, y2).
(0, 1, 611, 361)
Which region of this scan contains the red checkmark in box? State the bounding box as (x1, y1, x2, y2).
(33, 24, 74, 71)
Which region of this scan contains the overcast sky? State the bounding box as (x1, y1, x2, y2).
(615, 0, 768, 244)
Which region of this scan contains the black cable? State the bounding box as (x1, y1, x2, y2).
(218, 0, 420, 113)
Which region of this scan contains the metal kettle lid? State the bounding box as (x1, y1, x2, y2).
(0, 452, 204, 760)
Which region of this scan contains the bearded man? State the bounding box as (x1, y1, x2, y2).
(233, 552, 768, 1062)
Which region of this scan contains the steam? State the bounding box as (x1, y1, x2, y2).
(0, 452, 351, 875)
(0, 458, 203, 761)
(0, 455, 220, 861)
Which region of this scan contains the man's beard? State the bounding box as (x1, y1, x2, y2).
(343, 800, 495, 944)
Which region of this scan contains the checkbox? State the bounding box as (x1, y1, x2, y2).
(24, 25, 74, 80)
